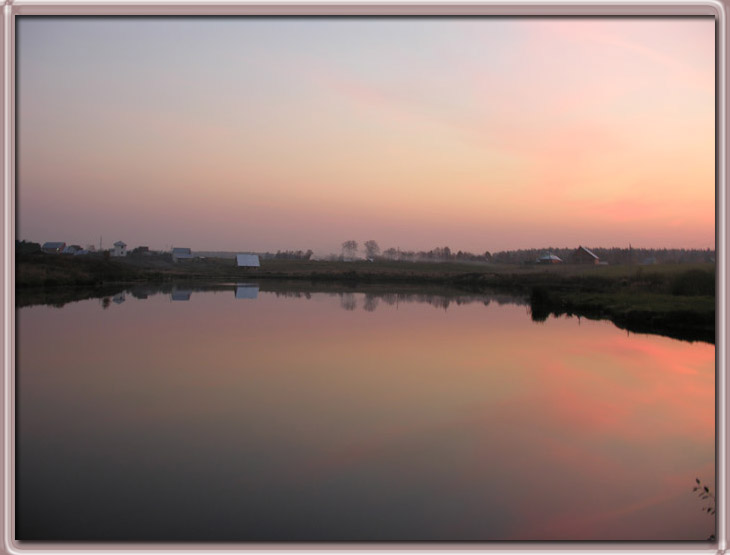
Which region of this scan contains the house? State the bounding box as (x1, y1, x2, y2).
(572, 245, 600, 265)
(537, 252, 563, 265)
(235, 284, 259, 299)
(236, 254, 260, 268)
(172, 247, 194, 262)
(132, 246, 150, 256)
(41, 242, 66, 254)
(62, 244, 83, 255)
(111, 241, 127, 257)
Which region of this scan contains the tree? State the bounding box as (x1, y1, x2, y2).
(341, 240, 358, 259)
(364, 240, 380, 259)
(15, 240, 41, 255)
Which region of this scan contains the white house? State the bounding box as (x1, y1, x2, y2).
(62, 245, 83, 255)
(111, 241, 127, 257)
(172, 247, 194, 262)
(236, 254, 260, 268)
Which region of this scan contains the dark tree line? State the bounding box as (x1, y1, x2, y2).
(267, 249, 313, 260)
(339, 239, 714, 265)
(490, 247, 715, 265)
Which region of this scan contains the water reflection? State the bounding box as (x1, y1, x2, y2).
(21, 282, 710, 345)
(31, 283, 528, 313)
(16, 284, 715, 541)
(235, 284, 259, 299)
(171, 288, 192, 301)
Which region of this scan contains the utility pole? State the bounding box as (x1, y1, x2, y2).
(99, 236, 102, 251)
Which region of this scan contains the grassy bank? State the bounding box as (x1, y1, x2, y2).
(15, 253, 715, 343)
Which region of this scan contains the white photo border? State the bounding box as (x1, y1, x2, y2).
(2, 2, 726, 553)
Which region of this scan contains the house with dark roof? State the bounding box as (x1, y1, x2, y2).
(572, 246, 600, 265)
(172, 247, 194, 262)
(41, 242, 66, 254)
(537, 252, 563, 265)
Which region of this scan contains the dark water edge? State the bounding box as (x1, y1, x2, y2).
(530, 297, 715, 344)
(15, 280, 714, 344)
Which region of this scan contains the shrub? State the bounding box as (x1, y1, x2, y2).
(670, 269, 715, 296)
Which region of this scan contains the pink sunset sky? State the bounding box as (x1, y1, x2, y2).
(17, 17, 715, 254)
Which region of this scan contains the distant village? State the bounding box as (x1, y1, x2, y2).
(19, 240, 262, 268)
(16, 238, 716, 267)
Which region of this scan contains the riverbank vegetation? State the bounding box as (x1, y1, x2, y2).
(15, 251, 715, 343)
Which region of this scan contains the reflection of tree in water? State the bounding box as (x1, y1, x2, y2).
(39, 284, 523, 313)
(381, 293, 398, 306)
(419, 295, 450, 310)
(340, 293, 357, 311)
(363, 294, 379, 312)
(332, 291, 524, 313)
(529, 286, 551, 322)
(273, 291, 311, 299)
(530, 305, 550, 323)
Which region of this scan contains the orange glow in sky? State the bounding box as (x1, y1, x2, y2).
(17, 17, 715, 253)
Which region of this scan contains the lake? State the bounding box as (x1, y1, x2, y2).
(15, 284, 715, 542)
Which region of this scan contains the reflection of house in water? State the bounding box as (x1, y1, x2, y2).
(171, 289, 192, 301)
(112, 292, 126, 304)
(235, 284, 259, 299)
(130, 287, 152, 300)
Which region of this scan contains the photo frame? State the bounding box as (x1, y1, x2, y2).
(2, 0, 727, 552)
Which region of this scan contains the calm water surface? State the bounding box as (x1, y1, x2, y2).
(16, 286, 715, 541)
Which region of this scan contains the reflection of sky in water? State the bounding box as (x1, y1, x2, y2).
(16, 289, 715, 541)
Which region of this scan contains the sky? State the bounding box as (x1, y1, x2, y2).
(16, 17, 715, 254)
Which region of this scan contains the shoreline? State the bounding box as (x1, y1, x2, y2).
(15, 254, 716, 344)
